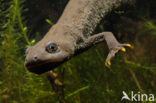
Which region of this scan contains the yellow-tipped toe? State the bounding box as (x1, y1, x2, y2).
(55, 79, 63, 86)
(126, 44, 134, 49)
(105, 61, 111, 66)
(121, 48, 126, 52)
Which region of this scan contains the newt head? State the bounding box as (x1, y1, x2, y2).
(24, 26, 74, 74)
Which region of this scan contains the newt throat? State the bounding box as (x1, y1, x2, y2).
(25, 60, 64, 74)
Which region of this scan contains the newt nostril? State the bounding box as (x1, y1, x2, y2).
(33, 56, 38, 61)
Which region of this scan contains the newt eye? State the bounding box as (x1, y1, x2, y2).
(46, 42, 58, 53)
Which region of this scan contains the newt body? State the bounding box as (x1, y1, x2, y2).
(25, 0, 133, 74)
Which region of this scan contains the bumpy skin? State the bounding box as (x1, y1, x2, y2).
(25, 0, 133, 74)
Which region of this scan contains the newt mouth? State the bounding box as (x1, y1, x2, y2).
(25, 50, 70, 74)
(25, 61, 63, 74)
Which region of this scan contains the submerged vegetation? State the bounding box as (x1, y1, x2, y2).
(0, 0, 156, 103)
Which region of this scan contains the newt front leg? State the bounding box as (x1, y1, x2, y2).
(76, 32, 133, 67)
(46, 70, 63, 87)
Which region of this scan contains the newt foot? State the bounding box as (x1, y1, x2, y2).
(105, 43, 133, 67)
(46, 70, 63, 87)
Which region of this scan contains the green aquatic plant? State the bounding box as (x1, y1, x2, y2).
(144, 20, 156, 36)
(0, 0, 55, 103)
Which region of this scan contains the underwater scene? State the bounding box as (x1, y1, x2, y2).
(0, 0, 156, 103)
